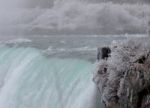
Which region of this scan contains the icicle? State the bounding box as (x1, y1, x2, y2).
(117, 78, 125, 97)
(148, 21, 150, 37)
(130, 90, 133, 103)
(127, 88, 130, 97)
(147, 95, 149, 103)
(136, 71, 140, 80)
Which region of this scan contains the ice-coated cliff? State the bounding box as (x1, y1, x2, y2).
(93, 37, 150, 108)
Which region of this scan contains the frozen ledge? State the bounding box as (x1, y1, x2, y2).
(93, 37, 150, 108)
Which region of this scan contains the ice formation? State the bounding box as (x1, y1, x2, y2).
(94, 37, 150, 108)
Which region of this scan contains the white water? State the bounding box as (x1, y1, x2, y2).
(0, 45, 104, 108)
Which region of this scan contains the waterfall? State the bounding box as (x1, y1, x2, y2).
(0, 45, 104, 108)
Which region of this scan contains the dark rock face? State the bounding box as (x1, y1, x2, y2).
(97, 47, 111, 61)
(93, 38, 150, 108)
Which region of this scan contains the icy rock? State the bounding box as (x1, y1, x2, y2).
(93, 37, 150, 108)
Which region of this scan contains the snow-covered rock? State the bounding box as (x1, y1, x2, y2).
(94, 37, 150, 108)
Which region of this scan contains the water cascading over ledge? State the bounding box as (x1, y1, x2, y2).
(0, 45, 104, 108)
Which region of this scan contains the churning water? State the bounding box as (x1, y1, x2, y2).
(0, 35, 127, 108)
(0, 45, 100, 108)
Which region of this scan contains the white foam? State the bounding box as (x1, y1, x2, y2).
(5, 38, 32, 44)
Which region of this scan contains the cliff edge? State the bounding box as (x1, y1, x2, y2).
(93, 37, 150, 108)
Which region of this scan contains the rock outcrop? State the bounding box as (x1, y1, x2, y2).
(93, 37, 150, 108)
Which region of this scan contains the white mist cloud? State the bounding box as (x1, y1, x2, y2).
(0, 0, 150, 35)
(23, 0, 54, 8)
(30, 1, 150, 34)
(0, 0, 23, 9)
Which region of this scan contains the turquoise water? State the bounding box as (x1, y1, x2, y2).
(0, 45, 104, 108)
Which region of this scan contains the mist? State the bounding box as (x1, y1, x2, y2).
(23, 0, 54, 8)
(0, 0, 150, 35)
